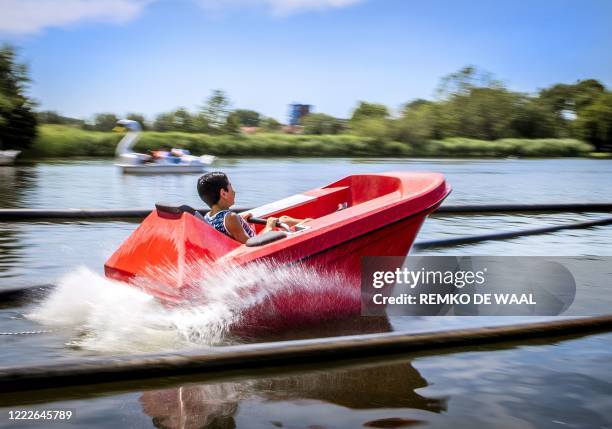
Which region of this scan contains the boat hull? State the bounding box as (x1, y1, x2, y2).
(230, 209, 434, 335)
(117, 164, 207, 174)
(300, 208, 430, 280)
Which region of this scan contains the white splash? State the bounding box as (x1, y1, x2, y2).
(28, 261, 358, 354)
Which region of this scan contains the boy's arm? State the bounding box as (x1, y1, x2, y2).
(225, 213, 253, 244)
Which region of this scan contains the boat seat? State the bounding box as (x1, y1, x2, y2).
(155, 202, 207, 221)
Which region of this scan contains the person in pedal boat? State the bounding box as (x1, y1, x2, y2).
(197, 172, 309, 244)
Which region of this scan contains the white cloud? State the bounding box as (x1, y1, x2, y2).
(267, 0, 362, 15)
(0, 0, 362, 35)
(0, 0, 153, 35)
(197, 0, 363, 16)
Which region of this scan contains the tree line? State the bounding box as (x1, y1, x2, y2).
(38, 66, 612, 151)
(301, 66, 612, 151)
(37, 90, 282, 134)
(2, 43, 611, 152)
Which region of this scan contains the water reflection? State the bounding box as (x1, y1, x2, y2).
(0, 164, 38, 207)
(137, 316, 436, 429)
(140, 361, 445, 429)
(0, 333, 611, 429)
(0, 166, 36, 281)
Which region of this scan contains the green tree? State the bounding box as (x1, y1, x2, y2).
(350, 101, 389, 122)
(574, 92, 612, 151)
(452, 87, 518, 140)
(192, 113, 210, 133)
(510, 98, 558, 139)
(403, 99, 431, 113)
(349, 101, 390, 141)
(350, 117, 390, 141)
(432, 69, 558, 140)
(0, 45, 37, 150)
(538, 83, 573, 118)
(153, 108, 195, 132)
(202, 89, 230, 131)
(574, 79, 605, 110)
(394, 101, 438, 144)
(430, 66, 521, 140)
(538, 79, 606, 136)
(173, 108, 194, 132)
(224, 111, 242, 134)
(233, 109, 260, 127)
(93, 113, 119, 131)
(540, 80, 605, 115)
(153, 112, 174, 131)
(302, 113, 344, 135)
(436, 65, 502, 98)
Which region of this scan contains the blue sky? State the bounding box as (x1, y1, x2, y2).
(1, 0, 611, 122)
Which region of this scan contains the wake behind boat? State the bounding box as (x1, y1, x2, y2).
(104, 172, 450, 332)
(114, 119, 216, 174)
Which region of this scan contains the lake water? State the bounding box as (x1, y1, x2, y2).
(1, 157, 611, 428)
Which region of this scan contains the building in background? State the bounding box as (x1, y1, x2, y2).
(288, 104, 312, 126)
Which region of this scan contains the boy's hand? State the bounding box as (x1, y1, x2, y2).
(266, 217, 278, 228)
(241, 212, 253, 221)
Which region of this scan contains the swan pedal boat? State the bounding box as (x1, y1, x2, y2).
(105, 172, 450, 309)
(113, 119, 216, 174)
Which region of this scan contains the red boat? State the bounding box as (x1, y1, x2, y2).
(104, 172, 450, 330)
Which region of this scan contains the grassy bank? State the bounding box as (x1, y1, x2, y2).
(26, 125, 595, 158)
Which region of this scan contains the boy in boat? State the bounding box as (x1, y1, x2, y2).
(197, 172, 309, 244)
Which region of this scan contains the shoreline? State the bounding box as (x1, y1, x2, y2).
(16, 125, 603, 159)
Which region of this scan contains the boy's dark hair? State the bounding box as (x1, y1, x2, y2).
(197, 172, 229, 207)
